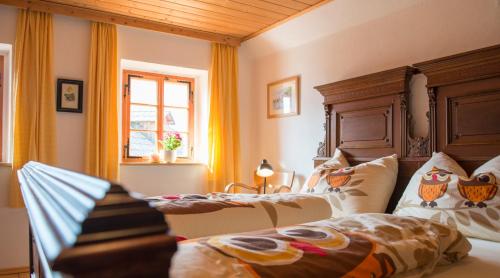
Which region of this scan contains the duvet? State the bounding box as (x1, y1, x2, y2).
(170, 213, 471, 278)
(148, 193, 332, 238)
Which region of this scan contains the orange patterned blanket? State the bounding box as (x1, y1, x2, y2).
(171, 213, 470, 278)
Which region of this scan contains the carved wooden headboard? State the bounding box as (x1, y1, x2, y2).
(314, 66, 417, 163)
(314, 44, 500, 213)
(416, 44, 500, 174)
(314, 66, 420, 212)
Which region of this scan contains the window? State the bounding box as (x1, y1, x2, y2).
(0, 55, 4, 160)
(122, 70, 194, 162)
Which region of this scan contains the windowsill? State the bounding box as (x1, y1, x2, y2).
(0, 162, 12, 167)
(120, 160, 205, 166)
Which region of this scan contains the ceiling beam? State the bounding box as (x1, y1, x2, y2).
(0, 0, 241, 46)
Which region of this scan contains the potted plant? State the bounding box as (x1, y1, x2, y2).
(159, 132, 182, 163)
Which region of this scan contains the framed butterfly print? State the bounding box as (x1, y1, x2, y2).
(57, 79, 83, 113)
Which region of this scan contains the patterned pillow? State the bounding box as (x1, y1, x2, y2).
(300, 148, 350, 194)
(394, 152, 500, 242)
(323, 154, 399, 216)
(302, 150, 399, 216)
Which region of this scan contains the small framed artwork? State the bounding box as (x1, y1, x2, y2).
(267, 75, 300, 118)
(57, 79, 83, 113)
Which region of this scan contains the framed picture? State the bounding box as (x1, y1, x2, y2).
(267, 76, 300, 118)
(57, 79, 83, 113)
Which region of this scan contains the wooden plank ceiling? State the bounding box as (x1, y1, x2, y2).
(0, 0, 331, 46)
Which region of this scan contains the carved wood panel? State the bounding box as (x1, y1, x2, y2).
(435, 78, 500, 160)
(337, 105, 393, 149)
(448, 90, 500, 146)
(316, 66, 415, 161)
(417, 44, 500, 161)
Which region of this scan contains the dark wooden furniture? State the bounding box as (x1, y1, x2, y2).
(314, 66, 417, 162)
(314, 44, 500, 213)
(314, 66, 421, 213)
(19, 162, 177, 277)
(415, 44, 500, 173)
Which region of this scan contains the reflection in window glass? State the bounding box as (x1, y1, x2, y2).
(130, 78, 157, 105)
(130, 105, 157, 131)
(163, 107, 188, 132)
(129, 131, 157, 157)
(164, 81, 189, 107)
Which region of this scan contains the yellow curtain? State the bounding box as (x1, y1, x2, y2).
(9, 9, 57, 208)
(84, 22, 119, 181)
(207, 43, 240, 192)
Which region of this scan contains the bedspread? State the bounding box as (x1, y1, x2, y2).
(170, 213, 471, 278)
(148, 193, 332, 238)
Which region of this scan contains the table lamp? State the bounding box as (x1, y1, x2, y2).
(256, 159, 274, 194)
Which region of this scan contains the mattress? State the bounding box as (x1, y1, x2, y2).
(429, 238, 500, 278)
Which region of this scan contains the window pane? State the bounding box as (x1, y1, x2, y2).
(130, 78, 157, 105)
(164, 132, 189, 157)
(164, 81, 189, 107)
(163, 107, 188, 132)
(131, 105, 157, 131)
(129, 131, 157, 157)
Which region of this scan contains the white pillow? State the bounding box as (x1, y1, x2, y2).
(394, 153, 500, 242)
(300, 148, 349, 194)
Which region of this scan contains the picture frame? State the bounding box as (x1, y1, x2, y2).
(267, 75, 300, 118)
(57, 79, 83, 113)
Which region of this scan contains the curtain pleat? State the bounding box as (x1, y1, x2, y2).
(207, 43, 240, 192)
(84, 22, 119, 181)
(9, 9, 56, 208)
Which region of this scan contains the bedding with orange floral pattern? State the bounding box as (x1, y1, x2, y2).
(170, 213, 470, 278)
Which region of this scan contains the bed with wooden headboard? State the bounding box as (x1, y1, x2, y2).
(19, 44, 500, 277)
(314, 65, 421, 213)
(314, 44, 500, 213)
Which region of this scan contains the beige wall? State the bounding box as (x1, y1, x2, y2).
(238, 0, 500, 185)
(0, 5, 211, 268)
(116, 25, 211, 195)
(54, 15, 90, 172)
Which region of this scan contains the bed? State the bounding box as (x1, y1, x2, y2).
(143, 65, 417, 239)
(147, 193, 332, 239)
(430, 238, 500, 278)
(19, 44, 500, 277)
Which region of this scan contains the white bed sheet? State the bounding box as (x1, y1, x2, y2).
(429, 238, 500, 278)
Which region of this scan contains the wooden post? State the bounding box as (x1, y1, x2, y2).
(18, 162, 177, 277)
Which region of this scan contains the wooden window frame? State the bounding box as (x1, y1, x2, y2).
(122, 70, 194, 163)
(0, 55, 4, 161)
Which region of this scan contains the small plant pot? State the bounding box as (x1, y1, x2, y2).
(163, 150, 177, 163)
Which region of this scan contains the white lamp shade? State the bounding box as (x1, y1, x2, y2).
(256, 159, 274, 177)
(256, 168, 273, 177)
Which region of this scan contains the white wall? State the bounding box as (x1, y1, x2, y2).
(121, 164, 207, 196)
(238, 0, 500, 185)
